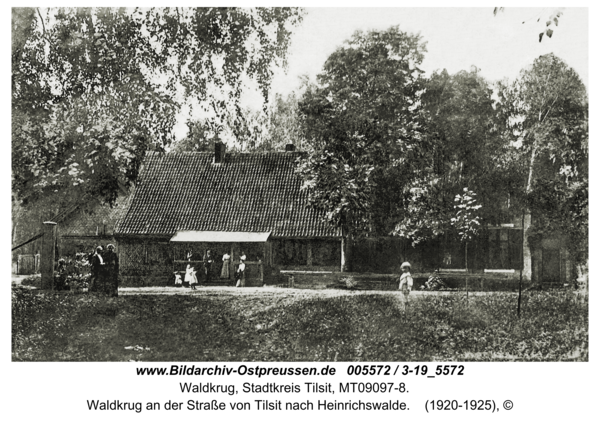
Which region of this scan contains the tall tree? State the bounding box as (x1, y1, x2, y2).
(296, 26, 428, 270)
(12, 7, 303, 204)
(392, 67, 518, 249)
(498, 53, 588, 278)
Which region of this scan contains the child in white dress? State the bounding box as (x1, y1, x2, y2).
(185, 264, 197, 290)
(174, 272, 182, 286)
(399, 262, 413, 310)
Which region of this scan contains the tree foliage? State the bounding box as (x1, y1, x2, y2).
(177, 79, 310, 153)
(493, 7, 564, 42)
(297, 26, 428, 239)
(169, 120, 218, 153)
(392, 67, 514, 245)
(12, 7, 303, 204)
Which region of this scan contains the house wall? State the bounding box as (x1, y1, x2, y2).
(116, 233, 568, 286)
(271, 239, 341, 270)
(118, 239, 270, 286)
(118, 238, 173, 286)
(117, 238, 343, 285)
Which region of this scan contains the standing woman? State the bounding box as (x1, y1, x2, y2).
(104, 244, 119, 296)
(204, 250, 214, 282)
(90, 246, 104, 292)
(399, 262, 413, 310)
(235, 258, 246, 287)
(221, 252, 230, 279)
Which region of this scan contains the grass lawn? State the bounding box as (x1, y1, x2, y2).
(12, 286, 588, 362)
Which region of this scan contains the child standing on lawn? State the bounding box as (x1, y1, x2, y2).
(399, 261, 413, 310)
(174, 271, 182, 287)
(185, 264, 198, 290)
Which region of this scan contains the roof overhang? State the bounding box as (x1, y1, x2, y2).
(170, 231, 271, 243)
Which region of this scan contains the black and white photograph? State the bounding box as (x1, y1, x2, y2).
(7, 3, 593, 418)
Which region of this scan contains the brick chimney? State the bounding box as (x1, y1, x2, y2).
(214, 141, 226, 163)
(285, 144, 296, 152)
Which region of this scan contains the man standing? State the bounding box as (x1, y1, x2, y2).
(104, 244, 119, 296)
(90, 246, 104, 292)
(236, 258, 246, 287)
(203, 250, 214, 282)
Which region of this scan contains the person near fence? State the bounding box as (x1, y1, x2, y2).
(54, 258, 68, 291)
(90, 246, 104, 292)
(104, 244, 119, 296)
(221, 253, 230, 279)
(235, 258, 246, 287)
(399, 261, 413, 310)
(203, 250, 214, 282)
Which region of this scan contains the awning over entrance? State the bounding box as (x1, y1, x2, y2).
(170, 231, 271, 243)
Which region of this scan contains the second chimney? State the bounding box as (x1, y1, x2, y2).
(214, 141, 226, 163)
(285, 143, 296, 152)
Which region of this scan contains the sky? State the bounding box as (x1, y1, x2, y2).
(175, 6, 589, 139)
(268, 7, 588, 98)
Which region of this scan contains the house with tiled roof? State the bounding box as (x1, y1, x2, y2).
(114, 143, 343, 285)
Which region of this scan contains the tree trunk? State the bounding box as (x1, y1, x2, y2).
(341, 234, 353, 272)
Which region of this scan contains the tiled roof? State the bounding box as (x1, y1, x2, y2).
(114, 151, 341, 238)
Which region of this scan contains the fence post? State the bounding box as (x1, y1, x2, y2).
(259, 260, 264, 285)
(40, 221, 57, 290)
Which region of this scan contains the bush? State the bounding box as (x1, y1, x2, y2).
(19, 274, 41, 288)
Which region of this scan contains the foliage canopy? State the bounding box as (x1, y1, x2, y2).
(12, 7, 304, 204)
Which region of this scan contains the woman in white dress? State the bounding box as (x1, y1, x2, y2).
(221, 253, 230, 279)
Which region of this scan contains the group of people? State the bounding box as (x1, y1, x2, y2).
(89, 244, 119, 295)
(175, 250, 247, 289)
(53, 244, 119, 295)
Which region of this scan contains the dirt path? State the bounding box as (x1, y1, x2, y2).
(118, 285, 504, 300)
